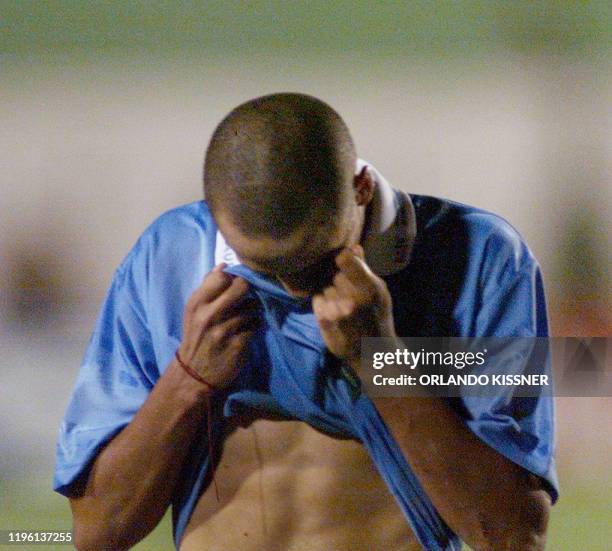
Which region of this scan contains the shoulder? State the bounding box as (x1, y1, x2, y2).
(116, 200, 216, 275)
(410, 194, 535, 269)
(131, 200, 215, 255)
(105, 201, 218, 316)
(410, 193, 521, 238)
(149, 200, 214, 231)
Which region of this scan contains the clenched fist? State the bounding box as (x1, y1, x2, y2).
(177, 263, 259, 389)
(312, 245, 396, 367)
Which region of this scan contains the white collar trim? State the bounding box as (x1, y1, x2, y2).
(357, 159, 417, 276)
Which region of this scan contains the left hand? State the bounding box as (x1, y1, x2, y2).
(312, 244, 396, 366)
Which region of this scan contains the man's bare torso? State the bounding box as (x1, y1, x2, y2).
(180, 418, 421, 551)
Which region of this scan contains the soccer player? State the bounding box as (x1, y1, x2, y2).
(54, 93, 557, 550)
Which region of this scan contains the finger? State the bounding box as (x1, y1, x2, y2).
(335, 248, 375, 289)
(312, 294, 327, 320)
(228, 297, 260, 315)
(206, 278, 255, 323)
(322, 286, 344, 320)
(227, 322, 261, 354)
(328, 279, 357, 317)
(350, 244, 365, 259)
(215, 310, 261, 342)
(317, 315, 334, 333)
(212, 328, 257, 384)
(312, 295, 332, 328)
(315, 288, 348, 322)
(201, 310, 259, 351)
(226, 328, 258, 358)
(187, 267, 235, 308)
(332, 271, 359, 299)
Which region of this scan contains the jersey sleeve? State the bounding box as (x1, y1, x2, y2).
(461, 218, 559, 502)
(473, 219, 548, 338)
(53, 239, 158, 496)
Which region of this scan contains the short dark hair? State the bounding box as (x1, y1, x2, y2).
(204, 93, 356, 239)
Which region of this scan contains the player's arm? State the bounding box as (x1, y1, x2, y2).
(70, 266, 258, 551)
(313, 246, 551, 551)
(368, 397, 550, 551)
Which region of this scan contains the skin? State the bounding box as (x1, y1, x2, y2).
(215, 166, 552, 550)
(214, 166, 372, 297)
(69, 267, 259, 549)
(310, 245, 552, 550)
(69, 166, 551, 550)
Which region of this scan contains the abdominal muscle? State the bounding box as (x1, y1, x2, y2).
(180, 418, 421, 551)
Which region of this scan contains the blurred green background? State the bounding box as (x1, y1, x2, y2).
(1, 2, 610, 549)
(2, 1, 611, 59)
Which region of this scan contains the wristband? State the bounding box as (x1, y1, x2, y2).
(175, 349, 220, 502)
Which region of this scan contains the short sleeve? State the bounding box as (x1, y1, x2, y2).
(461, 220, 558, 502)
(474, 221, 548, 338)
(53, 247, 158, 497)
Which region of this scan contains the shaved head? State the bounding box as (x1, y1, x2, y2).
(203, 93, 357, 240)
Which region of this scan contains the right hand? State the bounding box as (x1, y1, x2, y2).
(177, 263, 260, 389)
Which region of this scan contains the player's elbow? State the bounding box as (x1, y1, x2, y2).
(72, 519, 136, 551)
(72, 519, 121, 551)
(509, 489, 551, 550)
(72, 527, 101, 551)
(71, 501, 137, 551)
(474, 489, 551, 551)
(70, 498, 103, 551)
(72, 519, 107, 551)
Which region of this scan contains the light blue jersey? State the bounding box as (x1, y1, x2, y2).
(54, 166, 557, 550)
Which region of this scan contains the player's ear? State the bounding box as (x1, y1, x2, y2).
(353, 166, 375, 207)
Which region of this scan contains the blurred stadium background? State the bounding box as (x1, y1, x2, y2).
(1, 3, 610, 549)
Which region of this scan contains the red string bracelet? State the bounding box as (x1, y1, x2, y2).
(175, 350, 220, 502)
